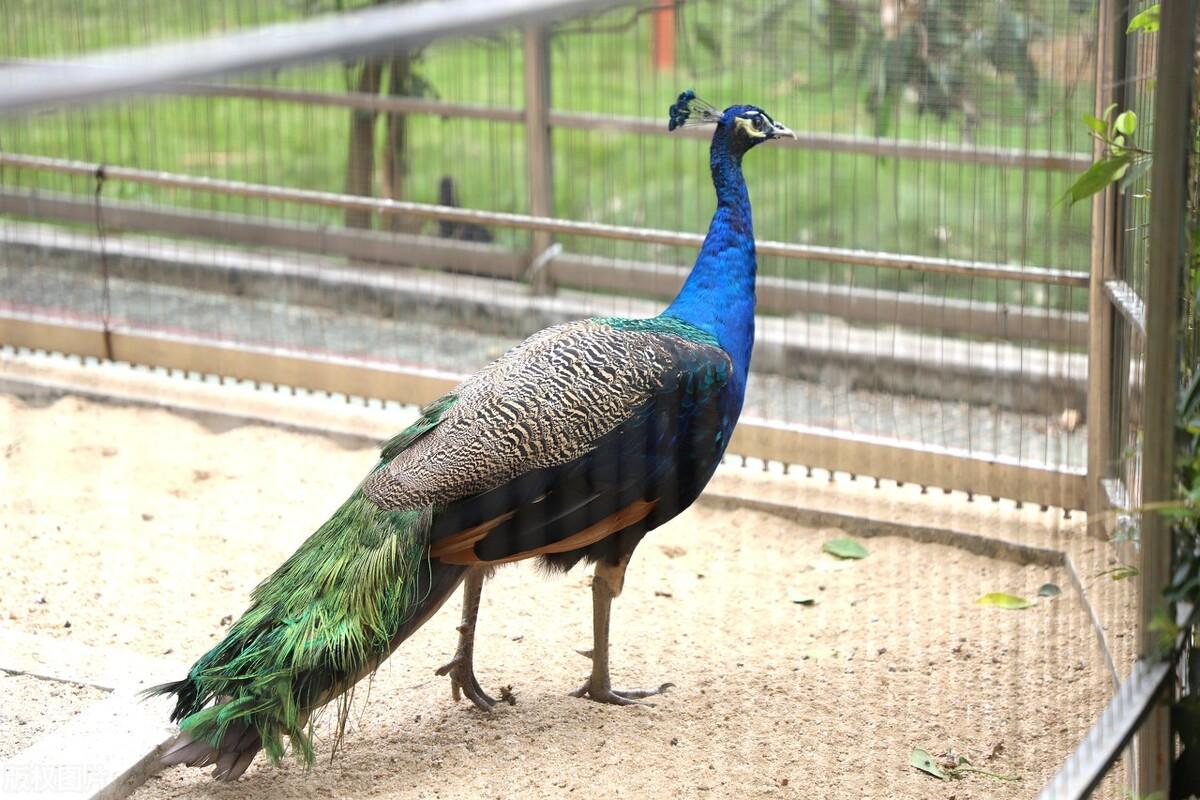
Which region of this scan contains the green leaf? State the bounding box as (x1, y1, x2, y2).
(1037, 583, 1062, 598)
(978, 592, 1034, 609)
(1083, 114, 1107, 135)
(1097, 565, 1139, 581)
(909, 748, 948, 780)
(1157, 504, 1195, 519)
(1063, 155, 1134, 206)
(1114, 110, 1137, 135)
(1102, 102, 1118, 121)
(1127, 4, 1160, 33)
(822, 538, 869, 559)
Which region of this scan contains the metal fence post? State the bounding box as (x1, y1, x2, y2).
(523, 23, 555, 293)
(1136, 0, 1197, 795)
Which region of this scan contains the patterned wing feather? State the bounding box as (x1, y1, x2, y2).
(362, 319, 711, 511)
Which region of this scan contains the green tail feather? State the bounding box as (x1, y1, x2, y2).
(150, 394, 459, 764)
(152, 484, 434, 765)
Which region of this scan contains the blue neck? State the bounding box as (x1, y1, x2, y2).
(663, 130, 757, 383)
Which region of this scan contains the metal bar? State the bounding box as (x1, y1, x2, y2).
(522, 24, 555, 269)
(0, 0, 629, 115)
(0, 222, 1089, 421)
(1102, 279, 1146, 336)
(182, 83, 526, 122)
(1087, 0, 1120, 537)
(0, 188, 525, 278)
(0, 311, 461, 406)
(157, 82, 1090, 172)
(0, 310, 1087, 510)
(0, 191, 1088, 346)
(548, 109, 1092, 172)
(1036, 657, 1173, 800)
(0, 154, 1090, 287)
(1135, 1, 1197, 794)
(0, 218, 1089, 418)
(728, 420, 1085, 511)
(548, 251, 1089, 345)
(0, 59, 1090, 171)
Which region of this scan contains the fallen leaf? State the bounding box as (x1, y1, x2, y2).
(822, 538, 869, 559)
(909, 748, 947, 780)
(977, 592, 1034, 610)
(1037, 583, 1062, 598)
(791, 595, 816, 606)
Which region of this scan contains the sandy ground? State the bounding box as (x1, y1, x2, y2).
(0, 393, 1121, 798)
(0, 673, 107, 759)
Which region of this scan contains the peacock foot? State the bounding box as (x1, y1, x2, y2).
(569, 679, 674, 707)
(435, 650, 495, 711)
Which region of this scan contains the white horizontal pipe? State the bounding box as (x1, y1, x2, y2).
(0, 0, 627, 114)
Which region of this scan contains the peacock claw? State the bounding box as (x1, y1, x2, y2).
(436, 653, 495, 711)
(570, 680, 674, 706)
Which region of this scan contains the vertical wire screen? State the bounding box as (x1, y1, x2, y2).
(550, 1, 1095, 478)
(1109, 0, 1156, 521)
(0, 1, 531, 379)
(1, 0, 1096, 486)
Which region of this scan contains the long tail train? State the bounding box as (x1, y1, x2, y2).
(148, 488, 465, 781)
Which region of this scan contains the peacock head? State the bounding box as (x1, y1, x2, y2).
(668, 89, 796, 153)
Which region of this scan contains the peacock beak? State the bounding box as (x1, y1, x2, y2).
(770, 123, 797, 140)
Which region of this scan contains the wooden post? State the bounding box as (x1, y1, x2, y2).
(652, 0, 675, 71)
(1136, 1, 1197, 796)
(343, 58, 385, 229)
(1086, 0, 1119, 537)
(523, 24, 554, 291)
(382, 52, 418, 235)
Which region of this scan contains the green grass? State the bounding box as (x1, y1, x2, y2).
(0, 0, 1095, 312)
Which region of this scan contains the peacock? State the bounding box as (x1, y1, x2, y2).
(152, 90, 794, 781)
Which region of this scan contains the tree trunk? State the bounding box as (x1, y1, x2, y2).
(343, 57, 385, 229)
(382, 52, 419, 234)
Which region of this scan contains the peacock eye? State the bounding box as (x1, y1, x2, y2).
(753, 116, 766, 131)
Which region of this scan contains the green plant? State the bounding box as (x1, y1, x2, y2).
(1065, 104, 1150, 205)
(1065, 4, 1200, 793)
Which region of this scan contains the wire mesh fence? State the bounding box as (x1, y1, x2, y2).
(0, 0, 1101, 510)
(2, 1, 1191, 797)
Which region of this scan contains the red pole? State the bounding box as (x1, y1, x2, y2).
(652, 0, 675, 71)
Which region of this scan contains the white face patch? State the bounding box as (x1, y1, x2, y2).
(735, 115, 767, 139)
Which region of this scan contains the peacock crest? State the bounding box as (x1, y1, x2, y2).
(668, 89, 721, 130)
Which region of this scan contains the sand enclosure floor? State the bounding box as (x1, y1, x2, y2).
(0, 672, 107, 760)
(0, 393, 1121, 798)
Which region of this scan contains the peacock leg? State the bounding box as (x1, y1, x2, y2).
(435, 566, 495, 711)
(570, 557, 674, 706)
